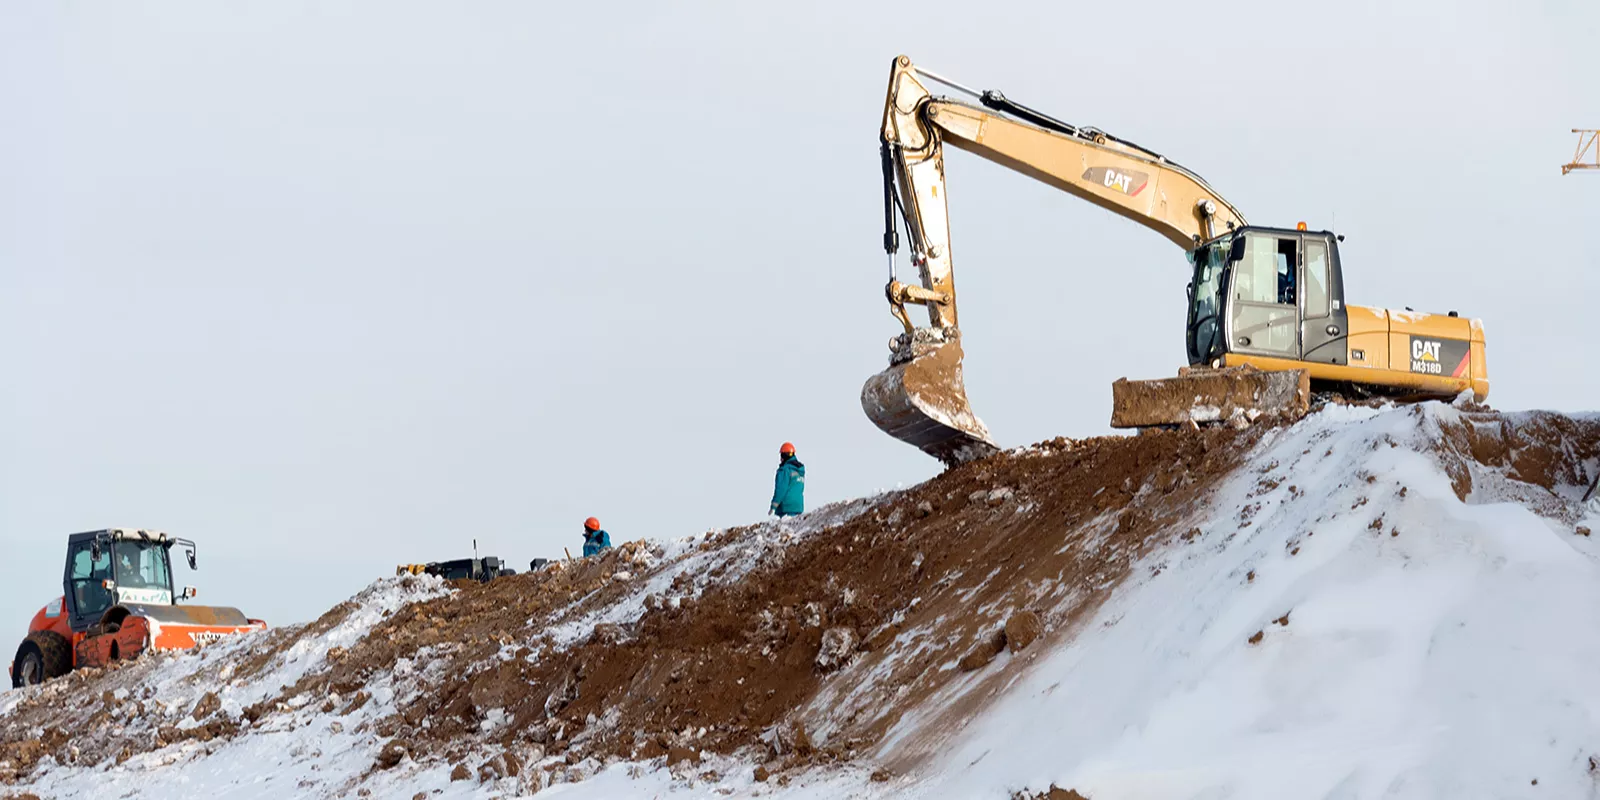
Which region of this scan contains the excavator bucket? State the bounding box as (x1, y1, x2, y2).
(861, 335, 999, 467)
(1110, 365, 1311, 429)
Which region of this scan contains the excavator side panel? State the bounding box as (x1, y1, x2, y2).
(1224, 353, 1487, 400)
(1217, 304, 1488, 401)
(1469, 320, 1489, 400)
(1344, 305, 1391, 371)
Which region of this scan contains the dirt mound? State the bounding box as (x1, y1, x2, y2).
(1433, 408, 1600, 518)
(268, 423, 1266, 784)
(8, 403, 1591, 795)
(0, 422, 1279, 791)
(0, 576, 448, 789)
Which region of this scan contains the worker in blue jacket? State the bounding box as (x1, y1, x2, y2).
(769, 442, 806, 517)
(582, 517, 611, 557)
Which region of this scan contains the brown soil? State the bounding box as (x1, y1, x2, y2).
(287, 423, 1267, 777)
(6, 404, 1591, 793)
(1434, 409, 1600, 513)
(0, 423, 1268, 789)
(1015, 788, 1091, 800)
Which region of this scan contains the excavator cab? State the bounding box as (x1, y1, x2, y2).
(1187, 227, 1349, 370)
(1174, 223, 1488, 410)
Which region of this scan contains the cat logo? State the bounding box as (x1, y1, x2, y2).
(1408, 336, 1470, 377)
(1081, 166, 1149, 197)
(1411, 339, 1441, 363)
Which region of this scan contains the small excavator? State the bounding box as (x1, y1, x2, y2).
(864, 55, 1490, 465)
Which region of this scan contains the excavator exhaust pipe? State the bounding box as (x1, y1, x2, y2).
(862, 332, 999, 467)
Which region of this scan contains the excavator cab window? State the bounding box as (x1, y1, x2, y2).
(1186, 235, 1231, 364)
(1228, 233, 1301, 358)
(1274, 240, 1298, 306)
(1302, 240, 1330, 318)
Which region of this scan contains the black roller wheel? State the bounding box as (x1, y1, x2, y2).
(11, 630, 71, 688)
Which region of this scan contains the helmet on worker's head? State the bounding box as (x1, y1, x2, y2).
(780, 442, 796, 456)
(584, 517, 600, 531)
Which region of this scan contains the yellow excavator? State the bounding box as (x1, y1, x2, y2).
(863, 55, 1490, 466)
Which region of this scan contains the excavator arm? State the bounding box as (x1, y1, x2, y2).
(864, 55, 1247, 465)
(878, 54, 1246, 336)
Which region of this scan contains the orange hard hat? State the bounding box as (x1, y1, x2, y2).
(779, 442, 796, 455)
(584, 517, 600, 531)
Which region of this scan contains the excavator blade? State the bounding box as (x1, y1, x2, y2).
(1110, 366, 1311, 429)
(862, 337, 999, 467)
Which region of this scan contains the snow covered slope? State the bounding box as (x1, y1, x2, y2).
(3, 402, 1598, 799)
(918, 403, 1600, 799)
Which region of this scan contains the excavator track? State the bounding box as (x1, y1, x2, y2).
(861, 333, 998, 467)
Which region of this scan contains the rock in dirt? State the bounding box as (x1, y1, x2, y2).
(590, 622, 625, 645)
(375, 741, 408, 770)
(190, 691, 221, 722)
(666, 745, 700, 766)
(916, 500, 935, 517)
(985, 487, 1015, 507)
(449, 762, 472, 781)
(754, 765, 771, 782)
(1005, 611, 1042, 653)
(770, 723, 813, 758)
(478, 749, 521, 781)
(815, 627, 858, 671)
(959, 630, 1008, 672)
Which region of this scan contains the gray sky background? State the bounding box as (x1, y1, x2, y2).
(3, 0, 1597, 634)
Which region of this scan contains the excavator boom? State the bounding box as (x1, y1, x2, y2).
(866, 55, 1244, 464)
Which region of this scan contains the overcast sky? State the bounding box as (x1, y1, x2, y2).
(2, 0, 1596, 634)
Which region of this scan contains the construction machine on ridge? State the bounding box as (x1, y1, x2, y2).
(10, 529, 265, 688)
(864, 55, 1489, 465)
